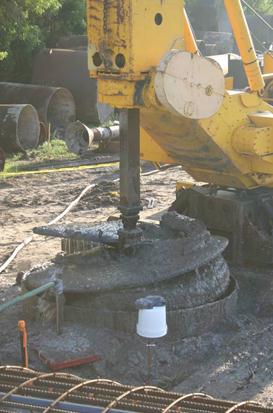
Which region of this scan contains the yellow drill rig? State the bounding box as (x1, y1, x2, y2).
(29, 0, 273, 338)
(87, 0, 273, 264)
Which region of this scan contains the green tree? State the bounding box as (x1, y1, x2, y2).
(0, 0, 86, 82)
(244, 0, 273, 14)
(35, 0, 86, 48)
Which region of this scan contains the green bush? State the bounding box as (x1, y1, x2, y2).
(0, 0, 86, 82)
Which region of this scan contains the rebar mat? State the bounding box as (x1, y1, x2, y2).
(0, 366, 271, 413)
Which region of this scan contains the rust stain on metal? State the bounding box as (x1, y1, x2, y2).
(116, 0, 125, 24)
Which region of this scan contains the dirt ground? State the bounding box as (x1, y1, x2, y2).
(2, 162, 273, 405)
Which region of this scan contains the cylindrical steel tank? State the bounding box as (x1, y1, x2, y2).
(0, 104, 40, 153)
(32, 48, 113, 124)
(0, 82, 76, 138)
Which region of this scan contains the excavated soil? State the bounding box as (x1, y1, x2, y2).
(1, 164, 273, 404)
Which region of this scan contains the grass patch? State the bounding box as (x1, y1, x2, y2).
(4, 140, 77, 173)
(27, 139, 76, 161)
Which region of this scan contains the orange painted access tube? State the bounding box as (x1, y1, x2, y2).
(18, 320, 29, 368)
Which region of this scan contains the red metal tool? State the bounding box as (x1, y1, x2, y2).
(35, 349, 101, 371)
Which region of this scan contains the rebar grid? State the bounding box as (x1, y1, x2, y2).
(0, 366, 271, 413)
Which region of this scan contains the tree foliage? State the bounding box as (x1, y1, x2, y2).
(244, 0, 273, 14)
(0, 0, 86, 82)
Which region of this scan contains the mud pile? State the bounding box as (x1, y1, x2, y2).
(24, 212, 237, 338)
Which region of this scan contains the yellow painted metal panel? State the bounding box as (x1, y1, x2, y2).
(88, 0, 184, 79)
(140, 127, 176, 164)
(249, 112, 273, 127)
(97, 79, 137, 108)
(225, 77, 234, 90)
(240, 93, 261, 108)
(233, 125, 273, 156)
(132, 0, 184, 74)
(264, 52, 273, 74)
(141, 88, 273, 188)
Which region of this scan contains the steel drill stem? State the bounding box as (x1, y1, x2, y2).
(119, 109, 141, 231)
(55, 294, 63, 335)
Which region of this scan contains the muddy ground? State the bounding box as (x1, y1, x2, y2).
(1, 162, 273, 405)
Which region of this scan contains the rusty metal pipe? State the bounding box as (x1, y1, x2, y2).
(0, 148, 5, 171)
(0, 83, 76, 138)
(32, 49, 114, 124)
(0, 104, 40, 153)
(38, 122, 48, 145)
(65, 121, 120, 154)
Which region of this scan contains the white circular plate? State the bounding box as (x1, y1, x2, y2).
(155, 50, 225, 119)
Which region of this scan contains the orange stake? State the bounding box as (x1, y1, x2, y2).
(18, 320, 29, 368)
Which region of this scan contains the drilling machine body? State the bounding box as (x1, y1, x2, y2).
(28, 0, 253, 336)
(87, 0, 273, 263)
(21, 0, 273, 340)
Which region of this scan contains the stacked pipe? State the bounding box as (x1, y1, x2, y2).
(0, 38, 115, 159)
(0, 83, 76, 140)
